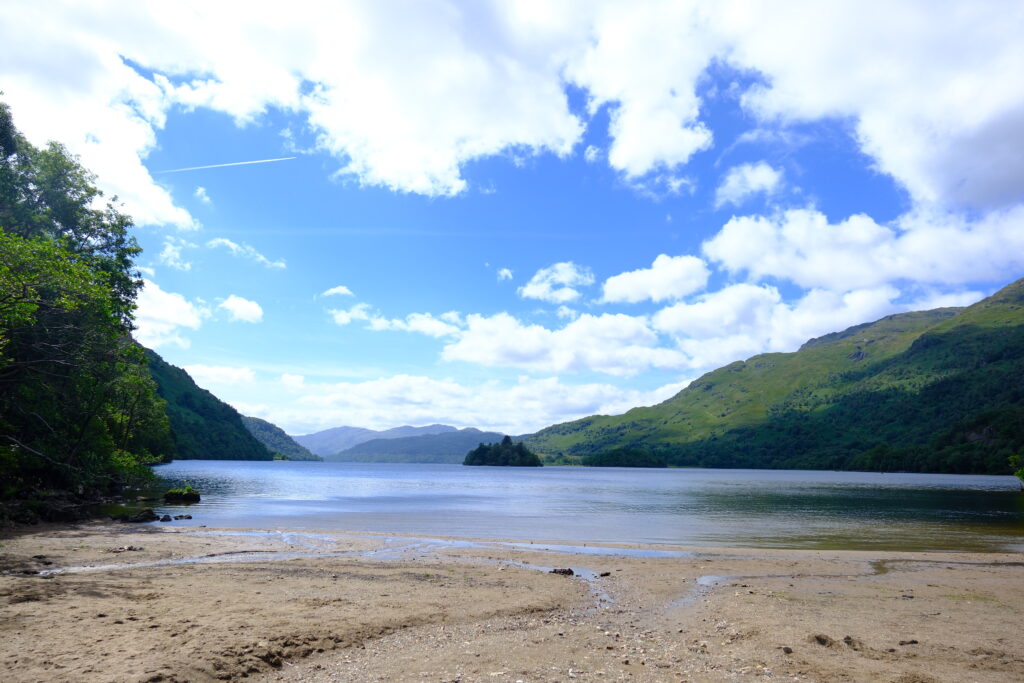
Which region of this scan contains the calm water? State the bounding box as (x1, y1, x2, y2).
(152, 461, 1024, 552)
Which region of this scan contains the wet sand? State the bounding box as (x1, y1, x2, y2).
(1, 522, 1021, 682)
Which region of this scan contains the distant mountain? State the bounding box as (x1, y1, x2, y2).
(145, 349, 273, 461)
(526, 277, 1024, 474)
(293, 424, 458, 457)
(328, 428, 505, 463)
(241, 416, 321, 461)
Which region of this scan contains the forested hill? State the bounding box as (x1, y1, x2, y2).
(526, 278, 1024, 474)
(328, 428, 505, 463)
(241, 416, 321, 461)
(146, 350, 273, 461)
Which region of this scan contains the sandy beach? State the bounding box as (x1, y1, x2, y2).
(1, 522, 1021, 682)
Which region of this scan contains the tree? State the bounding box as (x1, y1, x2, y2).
(1010, 455, 1024, 489)
(0, 100, 172, 509)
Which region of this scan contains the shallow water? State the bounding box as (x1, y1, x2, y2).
(152, 461, 1024, 552)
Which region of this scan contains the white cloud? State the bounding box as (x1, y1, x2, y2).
(328, 303, 373, 325)
(4, 1, 1023, 219)
(369, 312, 461, 338)
(602, 254, 709, 304)
(133, 279, 209, 349)
(497, 268, 513, 281)
(207, 238, 286, 269)
(719, 2, 1024, 210)
(280, 373, 305, 390)
(442, 312, 685, 376)
(518, 262, 595, 304)
(714, 162, 782, 207)
(194, 186, 211, 205)
(556, 305, 578, 320)
(236, 374, 692, 436)
(218, 295, 263, 323)
(652, 282, 904, 369)
(583, 145, 600, 163)
(183, 364, 256, 388)
(158, 237, 194, 271)
(321, 285, 355, 297)
(703, 206, 1024, 291)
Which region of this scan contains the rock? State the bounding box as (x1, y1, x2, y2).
(159, 514, 172, 522)
(899, 639, 919, 646)
(810, 634, 836, 647)
(599, 571, 611, 577)
(163, 491, 201, 504)
(782, 646, 793, 654)
(118, 508, 159, 523)
(549, 568, 574, 576)
(172, 514, 192, 520)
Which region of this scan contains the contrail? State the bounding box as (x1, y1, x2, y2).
(156, 156, 296, 173)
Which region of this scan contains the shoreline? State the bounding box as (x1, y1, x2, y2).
(2, 522, 1022, 682)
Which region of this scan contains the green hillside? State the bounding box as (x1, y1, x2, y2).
(241, 416, 321, 461)
(145, 349, 274, 461)
(329, 428, 504, 463)
(526, 279, 1024, 474)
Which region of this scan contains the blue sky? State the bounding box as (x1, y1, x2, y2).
(4, 1, 1024, 434)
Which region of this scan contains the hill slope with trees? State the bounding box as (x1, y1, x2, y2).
(145, 350, 273, 461)
(241, 416, 320, 461)
(526, 280, 1024, 474)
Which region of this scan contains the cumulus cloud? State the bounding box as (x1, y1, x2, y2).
(194, 186, 211, 205)
(497, 268, 513, 281)
(207, 238, 286, 269)
(328, 303, 373, 325)
(158, 237, 194, 271)
(321, 285, 355, 297)
(441, 312, 685, 376)
(602, 254, 709, 304)
(702, 206, 1024, 291)
(518, 262, 595, 304)
(652, 282, 904, 369)
(714, 162, 782, 207)
(218, 295, 263, 323)
(4, 1, 1023, 220)
(133, 279, 209, 348)
(369, 312, 462, 338)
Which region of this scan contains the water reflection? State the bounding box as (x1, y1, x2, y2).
(152, 461, 1024, 552)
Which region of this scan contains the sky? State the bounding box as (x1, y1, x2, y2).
(3, 1, 1024, 436)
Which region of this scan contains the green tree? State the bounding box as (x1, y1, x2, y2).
(0, 101, 172, 508)
(1010, 455, 1024, 489)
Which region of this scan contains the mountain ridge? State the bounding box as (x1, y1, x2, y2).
(293, 424, 459, 457)
(328, 428, 505, 463)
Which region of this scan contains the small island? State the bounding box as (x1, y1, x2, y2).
(463, 436, 542, 467)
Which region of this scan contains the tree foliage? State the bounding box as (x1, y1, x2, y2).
(146, 350, 273, 461)
(582, 448, 666, 468)
(0, 101, 172, 508)
(463, 435, 542, 467)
